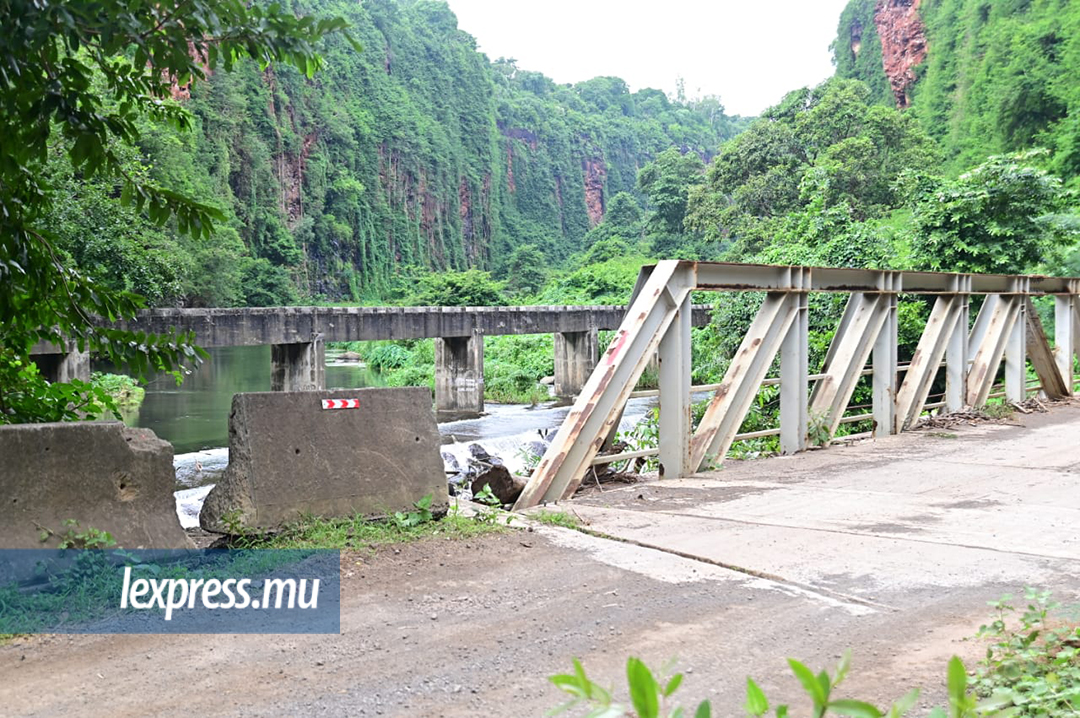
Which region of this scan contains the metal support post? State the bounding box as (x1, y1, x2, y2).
(780, 290, 808, 454)
(658, 295, 693, 478)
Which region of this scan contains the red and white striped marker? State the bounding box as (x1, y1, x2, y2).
(321, 398, 361, 410)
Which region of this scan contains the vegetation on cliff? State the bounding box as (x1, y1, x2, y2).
(835, 0, 1080, 181)
(39, 0, 747, 310)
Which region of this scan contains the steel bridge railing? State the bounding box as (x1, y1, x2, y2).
(515, 261, 1080, 509)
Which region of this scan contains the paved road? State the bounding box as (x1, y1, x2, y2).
(3, 406, 1079, 716)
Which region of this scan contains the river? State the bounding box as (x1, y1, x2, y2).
(101, 346, 655, 527)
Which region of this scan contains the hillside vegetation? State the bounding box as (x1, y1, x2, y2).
(41, 0, 746, 309)
(835, 0, 1080, 180)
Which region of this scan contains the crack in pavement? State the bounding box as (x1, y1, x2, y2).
(552, 521, 899, 613)
(636, 508, 1080, 563)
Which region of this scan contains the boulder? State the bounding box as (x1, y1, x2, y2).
(470, 465, 526, 506)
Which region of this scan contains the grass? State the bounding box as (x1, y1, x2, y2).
(981, 401, 1016, 420)
(236, 511, 509, 551)
(529, 509, 581, 530)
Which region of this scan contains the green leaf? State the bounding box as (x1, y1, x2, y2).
(827, 699, 883, 718)
(833, 650, 851, 687)
(626, 658, 660, 718)
(886, 688, 920, 718)
(946, 656, 967, 707)
(745, 677, 769, 715)
(788, 659, 827, 706)
(693, 700, 711, 718)
(664, 673, 684, 697)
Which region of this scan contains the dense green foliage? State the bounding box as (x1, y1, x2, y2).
(0, 0, 356, 422)
(835, 0, 1080, 181)
(39, 0, 747, 309)
(905, 150, 1075, 273)
(12, 0, 1080, 448)
(686, 79, 939, 260)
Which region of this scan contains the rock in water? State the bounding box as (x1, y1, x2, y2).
(470, 465, 526, 506)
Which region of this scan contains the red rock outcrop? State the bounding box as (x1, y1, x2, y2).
(506, 143, 516, 193)
(874, 0, 928, 108)
(168, 42, 212, 100)
(582, 157, 606, 227)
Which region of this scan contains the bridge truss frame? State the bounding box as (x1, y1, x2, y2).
(514, 261, 1080, 509)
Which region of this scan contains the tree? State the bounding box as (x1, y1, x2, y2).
(0, 0, 354, 422)
(604, 192, 643, 230)
(686, 78, 937, 259)
(505, 245, 547, 297)
(637, 148, 705, 237)
(906, 150, 1077, 275)
(408, 270, 507, 307)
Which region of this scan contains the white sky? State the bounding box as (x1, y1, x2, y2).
(444, 0, 853, 116)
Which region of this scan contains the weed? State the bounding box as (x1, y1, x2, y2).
(973, 588, 1080, 716)
(253, 511, 506, 551)
(37, 519, 117, 549)
(472, 483, 513, 525)
(392, 493, 434, 528)
(929, 431, 959, 439)
(551, 592, 1080, 717)
(530, 510, 580, 529)
(617, 407, 660, 471)
(517, 444, 544, 475)
(807, 410, 833, 447)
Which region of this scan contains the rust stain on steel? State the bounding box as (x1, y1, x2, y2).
(605, 330, 629, 361)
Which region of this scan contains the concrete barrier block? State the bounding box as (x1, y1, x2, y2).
(0, 422, 193, 549)
(200, 388, 448, 533)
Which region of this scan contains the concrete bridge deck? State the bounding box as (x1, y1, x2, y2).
(4, 405, 1078, 716)
(29, 303, 711, 417)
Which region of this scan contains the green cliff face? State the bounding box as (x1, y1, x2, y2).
(833, 0, 1080, 178)
(68, 0, 744, 306)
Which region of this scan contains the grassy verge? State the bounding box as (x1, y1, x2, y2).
(244, 511, 509, 551)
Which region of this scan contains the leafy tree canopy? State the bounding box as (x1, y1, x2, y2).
(407, 269, 507, 307)
(0, 0, 353, 421)
(904, 150, 1078, 274)
(686, 79, 938, 259)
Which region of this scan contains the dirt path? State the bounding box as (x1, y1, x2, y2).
(4, 407, 1079, 717)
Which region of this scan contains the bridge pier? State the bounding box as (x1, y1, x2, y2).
(34, 347, 90, 384)
(435, 330, 484, 419)
(271, 336, 325, 391)
(554, 329, 598, 399)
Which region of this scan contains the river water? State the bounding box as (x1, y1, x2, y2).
(103, 346, 654, 527)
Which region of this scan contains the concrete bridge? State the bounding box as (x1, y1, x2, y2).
(31, 304, 711, 418)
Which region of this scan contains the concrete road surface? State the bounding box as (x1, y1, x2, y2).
(3, 406, 1079, 716)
